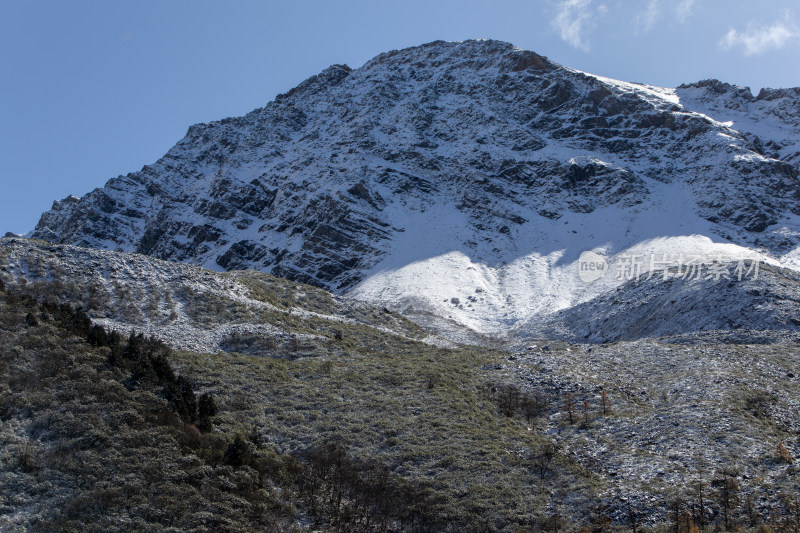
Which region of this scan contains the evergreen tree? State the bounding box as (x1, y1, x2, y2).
(197, 393, 219, 432)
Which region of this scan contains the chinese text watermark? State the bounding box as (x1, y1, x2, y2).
(578, 251, 761, 284)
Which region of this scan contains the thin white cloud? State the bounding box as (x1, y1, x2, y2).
(552, 0, 595, 51)
(720, 17, 799, 56)
(633, 0, 661, 35)
(675, 0, 695, 23)
(633, 0, 694, 35)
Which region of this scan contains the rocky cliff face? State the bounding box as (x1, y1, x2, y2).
(31, 39, 800, 332)
(677, 79, 800, 166)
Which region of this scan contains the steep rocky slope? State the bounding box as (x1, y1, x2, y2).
(30, 39, 800, 334)
(677, 80, 800, 169)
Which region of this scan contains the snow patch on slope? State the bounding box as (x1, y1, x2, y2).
(350, 179, 773, 334)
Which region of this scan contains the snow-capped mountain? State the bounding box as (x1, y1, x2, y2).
(31, 40, 800, 335)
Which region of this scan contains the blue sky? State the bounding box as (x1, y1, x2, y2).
(1, 0, 798, 234)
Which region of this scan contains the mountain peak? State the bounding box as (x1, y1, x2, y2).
(678, 78, 754, 101)
(276, 63, 353, 101)
(361, 39, 554, 73)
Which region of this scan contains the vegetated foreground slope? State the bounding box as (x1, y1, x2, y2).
(501, 338, 800, 527)
(2, 238, 800, 530)
(0, 284, 303, 531)
(0, 238, 436, 354)
(28, 39, 800, 334)
(0, 246, 603, 531)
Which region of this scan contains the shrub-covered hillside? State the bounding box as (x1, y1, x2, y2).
(0, 281, 603, 531)
(4, 240, 800, 531)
